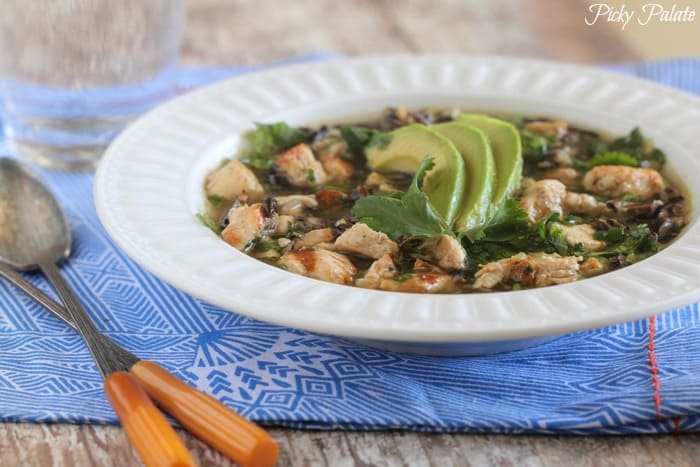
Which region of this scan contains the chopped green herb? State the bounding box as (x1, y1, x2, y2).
(244, 122, 308, 169)
(574, 127, 665, 171)
(307, 169, 316, 182)
(463, 207, 590, 273)
(395, 273, 413, 282)
(471, 199, 529, 242)
(590, 152, 640, 168)
(351, 156, 451, 241)
(593, 224, 658, 263)
(207, 194, 225, 209)
(196, 213, 221, 234)
(255, 241, 281, 252)
(340, 126, 391, 160)
(574, 151, 640, 171)
(520, 129, 556, 160)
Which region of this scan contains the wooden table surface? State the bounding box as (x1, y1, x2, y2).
(3, 1, 700, 465)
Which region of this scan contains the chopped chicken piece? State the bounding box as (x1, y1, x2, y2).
(310, 128, 346, 158)
(473, 252, 580, 289)
(543, 167, 581, 186)
(279, 250, 356, 285)
(609, 199, 664, 219)
(315, 189, 348, 209)
(377, 260, 456, 293)
(552, 147, 573, 167)
(556, 223, 606, 251)
(356, 254, 398, 289)
(320, 154, 355, 181)
(582, 166, 665, 200)
(221, 203, 278, 250)
(274, 215, 296, 235)
(365, 172, 398, 192)
(274, 195, 318, 217)
(295, 228, 335, 250)
(420, 235, 467, 271)
(334, 223, 399, 259)
(273, 143, 327, 188)
(579, 257, 606, 277)
(519, 178, 567, 223)
(563, 192, 610, 216)
(205, 160, 265, 203)
(524, 120, 568, 137)
(253, 248, 280, 260)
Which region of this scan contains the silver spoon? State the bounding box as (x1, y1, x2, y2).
(0, 157, 196, 467)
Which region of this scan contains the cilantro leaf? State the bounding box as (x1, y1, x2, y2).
(351, 156, 450, 240)
(207, 194, 225, 209)
(593, 223, 658, 263)
(573, 127, 665, 171)
(340, 126, 392, 159)
(574, 151, 640, 171)
(588, 151, 640, 168)
(609, 126, 645, 154)
(463, 207, 591, 273)
(243, 122, 308, 169)
(520, 129, 556, 160)
(472, 199, 529, 242)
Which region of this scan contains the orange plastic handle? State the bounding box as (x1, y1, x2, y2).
(104, 372, 196, 467)
(131, 361, 279, 467)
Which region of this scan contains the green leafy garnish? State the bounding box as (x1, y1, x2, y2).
(340, 126, 392, 160)
(480, 199, 529, 239)
(255, 241, 282, 252)
(351, 156, 451, 240)
(244, 122, 308, 169)
(593, 224, 658, 263)
(520, 129, 556, 160)
(589, 151, 640, 168)
(207, 194, 225, 209)
(395, 273, 413, 282)
(574, 127, 665, 171)
(463, 206, 590, 273)
(307, 169, 316, 182)
(574, 151, 640, 171)
(196, 213, 221, 234)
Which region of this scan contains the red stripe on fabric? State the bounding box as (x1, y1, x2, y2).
(673, 417, 681, 435)
(647, 315, 663, 421)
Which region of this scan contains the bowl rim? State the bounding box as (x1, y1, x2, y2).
(94, 54, 700, 342)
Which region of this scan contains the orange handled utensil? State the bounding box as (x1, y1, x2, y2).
(0, 263, 280, 467)
(104, 372, 196, 467)
(131, 361, 279, 467)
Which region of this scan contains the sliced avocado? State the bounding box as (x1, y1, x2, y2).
(366, 124, 466, 225)
(432, 122, 495, 238)
(457, 114, 522, 218)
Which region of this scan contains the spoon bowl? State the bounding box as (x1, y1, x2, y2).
(0, 158, 71, 270)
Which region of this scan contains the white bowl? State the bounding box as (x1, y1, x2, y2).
(94, 55, 700, 356)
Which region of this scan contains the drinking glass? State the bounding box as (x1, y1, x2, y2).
(0, 0, 183, 170)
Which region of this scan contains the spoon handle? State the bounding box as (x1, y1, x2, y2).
(40, 262, 124, 377)
(38, 262, 195, 467)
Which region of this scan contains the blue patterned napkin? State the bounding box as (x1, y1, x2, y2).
(1, 57, 699, 434)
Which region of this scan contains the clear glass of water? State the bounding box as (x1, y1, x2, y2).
(0, 0, 183, 170)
